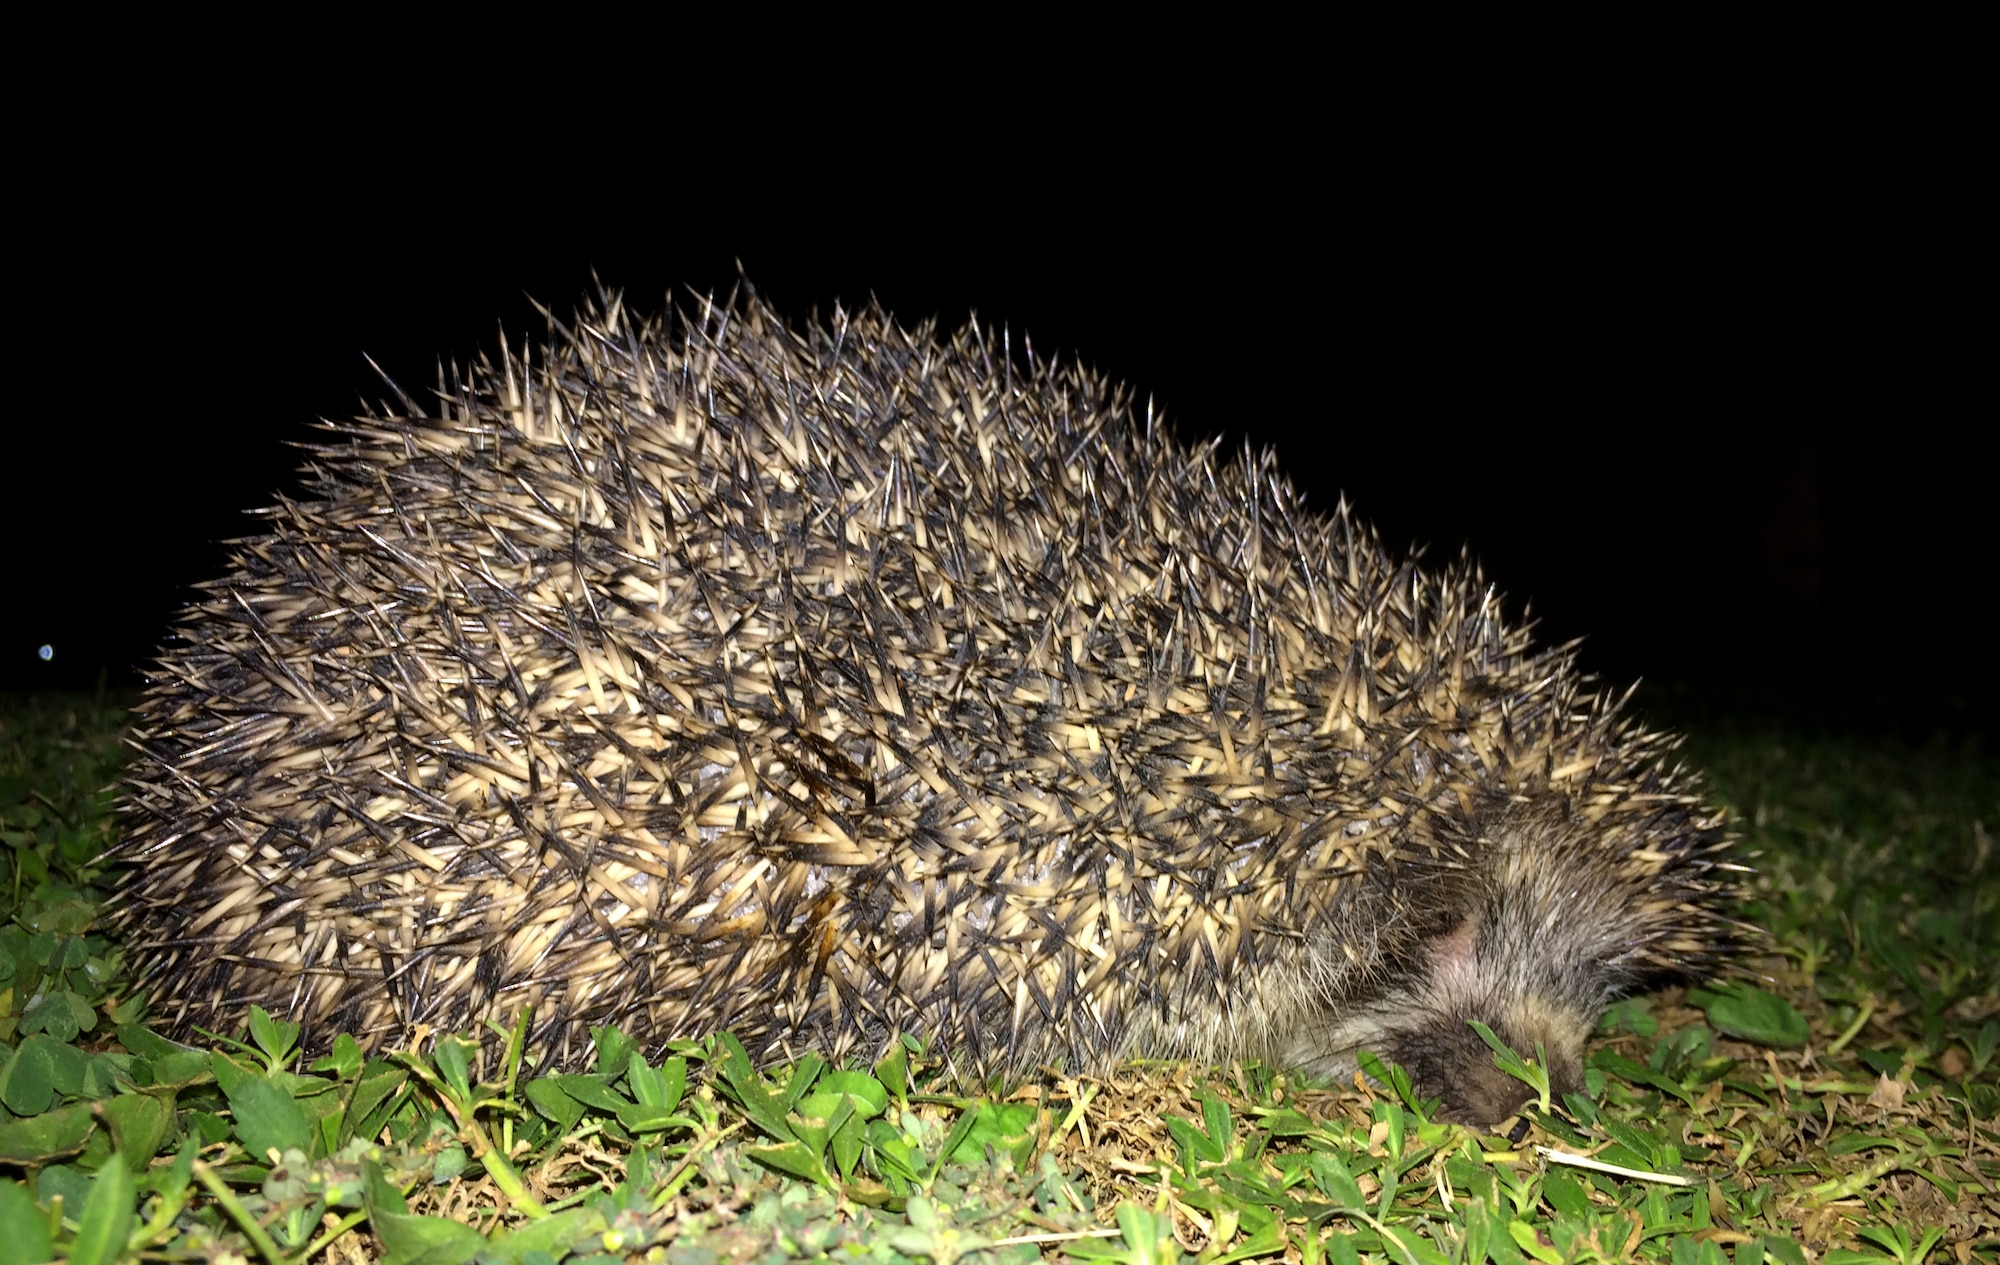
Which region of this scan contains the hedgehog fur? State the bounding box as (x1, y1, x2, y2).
(113, 284, 1742, 1124)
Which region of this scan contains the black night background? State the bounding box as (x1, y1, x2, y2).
(9, 132, 1986, 741)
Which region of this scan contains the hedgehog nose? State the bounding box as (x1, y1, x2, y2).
(1432, 1061, 1536, 1126)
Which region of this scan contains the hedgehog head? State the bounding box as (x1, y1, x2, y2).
(1368, 908, 1595, 1126)
(1281, 794, 1729, 1124)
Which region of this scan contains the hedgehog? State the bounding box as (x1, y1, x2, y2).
(112, 283, 1742, 1124)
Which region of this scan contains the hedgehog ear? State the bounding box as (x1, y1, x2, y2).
(1428, 915, 1479, 968)
(1423, 913, 1483, 996)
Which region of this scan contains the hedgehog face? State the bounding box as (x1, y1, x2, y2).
(1280, 910, 1596, 1125)
(1356, 814, 1648, 1124)
(1373, 915, 1594, 1124)
(1376, 1004, 1588, 1125)
(1276, 806, 1666, 1124)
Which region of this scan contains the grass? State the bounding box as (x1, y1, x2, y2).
(0, 690, 1994, 1265)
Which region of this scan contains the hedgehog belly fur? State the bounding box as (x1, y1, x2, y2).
(113, 286, 1741, 1124)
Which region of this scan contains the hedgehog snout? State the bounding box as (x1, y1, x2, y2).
(1382, 1010, 1585, 1125)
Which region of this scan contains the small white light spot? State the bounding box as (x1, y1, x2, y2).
(37, 644, 53, 661)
